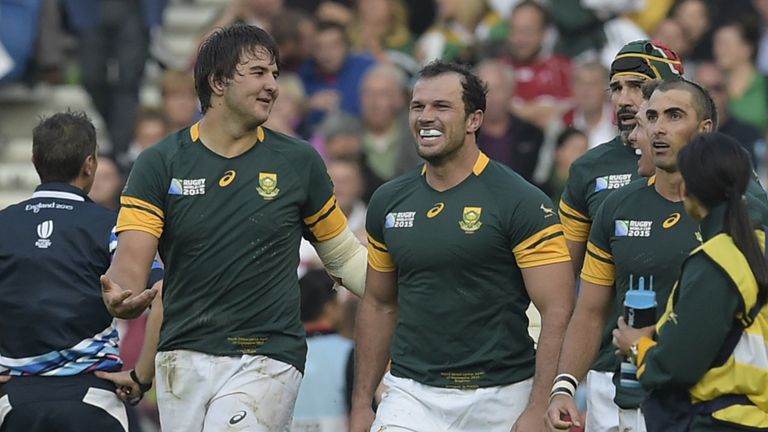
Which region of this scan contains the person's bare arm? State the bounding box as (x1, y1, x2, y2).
(511, 261, 575, 430)
(565, 239, 586, 278)
(102, 231, 159, 319)
(545, 279, 614, 430)
(96, 280, 164, 401)
(349, 267, 398, 432)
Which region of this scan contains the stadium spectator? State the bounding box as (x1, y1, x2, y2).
(543, 127, 589, 206)
(562, 61, 615, 149)
(160, 70, 199, 133)
(300, 21, 376, 129)
(89, 155, 124, 211)
(475, 59, 545, 181)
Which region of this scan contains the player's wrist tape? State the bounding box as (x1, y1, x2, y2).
(550, 373, 578, 400)
(130, 369, 152, 393)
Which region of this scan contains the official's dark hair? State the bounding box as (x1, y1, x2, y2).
(299, 270, 337, 323)
(678, 132, 768, 303)
(32, 111, 97, 183)
(655, 78, 718, 128)
(194, 24, 280, 114)
(418, 60, 488, 116)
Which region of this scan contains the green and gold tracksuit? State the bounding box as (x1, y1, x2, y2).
(366, 152, 571, 389)
(584, 176, 768, 409)
(637, 203, 768, 431)
(559, 135, 641, 372)
(117, 123, 348, 372)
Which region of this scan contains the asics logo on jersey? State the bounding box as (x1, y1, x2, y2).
(219, 170, 237, 187)
(35, 220, 53, 249)
(662, 212, 681, 229)
(427, 202, 445, 218)
(459, 207, 483, 234)
(229, 411, 247, 425)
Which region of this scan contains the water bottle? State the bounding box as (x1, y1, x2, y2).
(620, 275, 656, 388)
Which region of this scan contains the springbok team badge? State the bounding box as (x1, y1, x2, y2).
(459, 207, 483, 233)
(257, 172, 280, 200)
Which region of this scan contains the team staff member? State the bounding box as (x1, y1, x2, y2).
(558, 40, 685, 432)
(350, 60, 575, 432)
(547, 80, 768, 431)
(0, 112, 161, 432)
(614, 133, 768, 431)
(101, 25, 367, 431)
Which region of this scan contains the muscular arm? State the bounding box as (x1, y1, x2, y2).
(103, 230, 160, 318)
(565, 239, 586, 277)
(557, 280, 614, 379)
(522, 261, 576, 412)
(351, 267, 398, 409)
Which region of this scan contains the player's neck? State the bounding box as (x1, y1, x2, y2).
(654, 169, 683, 202)
(198, 111, 263, 158)
(425, 143, 480, 192)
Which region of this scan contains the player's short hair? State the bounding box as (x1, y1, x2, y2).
(195, 24, 280, 114)
(654, 79, 718, 128)
(32, 111, 97, 184)
(417, 60, 488, 116)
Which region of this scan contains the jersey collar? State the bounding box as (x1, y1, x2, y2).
(420, 151, 491, 176)
(190, 122, 265, 143)
(33, 182, 89, 202)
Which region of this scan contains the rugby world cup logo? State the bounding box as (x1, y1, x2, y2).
(459, 207, 482, 233)
(35, 220, 53, 248)
(257, 172, 280, 200)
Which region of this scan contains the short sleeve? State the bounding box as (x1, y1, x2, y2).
(509, 190, 571, 269)
(559, 162, 592, 242)
(117, 147, 168, 238)
(365, 187, 396, 273)
(301, 148, 348, 242)
(581, 200, 615, 286)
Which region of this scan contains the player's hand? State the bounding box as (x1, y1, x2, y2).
(612, 316, 655, 356)
(511, 404, 546, 431)
(349, 404, 375, 432)
(101, 275, 156, 319)
(545, 394, 581, 431)
(95, 370, 142, 403)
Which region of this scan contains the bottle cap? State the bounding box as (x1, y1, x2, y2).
(624, 289, 656, 309)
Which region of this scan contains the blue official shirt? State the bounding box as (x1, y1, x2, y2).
(0, 183, 161, 376)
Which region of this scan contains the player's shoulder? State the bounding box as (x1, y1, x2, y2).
(571, 136, 624, 169)
(261, 127, 322, 161)
(599, 176, 652, 212)
(480, 159, 549, 201)
(369, 165, 423, 205)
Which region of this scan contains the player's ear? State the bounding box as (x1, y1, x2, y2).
(209, 74, 226, 96)
(466, 110, 484, 134)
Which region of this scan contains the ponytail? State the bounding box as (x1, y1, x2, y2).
(678, 132, 768, 304)
(725, 190, 768, 304)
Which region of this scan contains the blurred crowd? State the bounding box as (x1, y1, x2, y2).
(4, 0, 768, 430)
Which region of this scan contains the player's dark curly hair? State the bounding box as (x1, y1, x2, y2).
(417, 60, 488, 116)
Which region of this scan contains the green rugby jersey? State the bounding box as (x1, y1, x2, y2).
(117, 123, 347, 372)
(583, 176, 768, 408)
(366, 152, 571, 389)
(559, 136, 640, 244)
